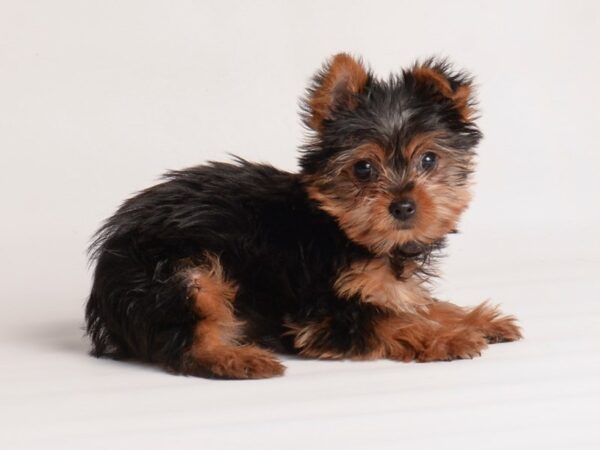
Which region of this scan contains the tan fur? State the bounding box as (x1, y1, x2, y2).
(287, 300, 521, 362)
(285, 319, 346, 360)
(413, 66, 474, 121)
(423, 300, 523, 343)
(308, 53, 369, 131)
(181, 253, 285, 379)
(410, 177, 472, 243)
(403, 131, 441, 160)
(373, 313, 486, 362)
(303, 133, 472, 254)
(334, 257, 432, 313)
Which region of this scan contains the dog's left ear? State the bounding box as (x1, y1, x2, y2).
(303, 53, 370, 132)
(412, 61, 475, 121)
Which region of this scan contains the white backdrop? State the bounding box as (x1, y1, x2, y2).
(1, 1, 599, 449)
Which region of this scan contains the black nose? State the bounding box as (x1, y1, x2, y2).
(389, 200, 416, 221)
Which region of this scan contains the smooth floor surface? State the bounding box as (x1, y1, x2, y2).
(2, 230, 599, 450)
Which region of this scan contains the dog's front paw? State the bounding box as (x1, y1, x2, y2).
(466, 302, 523, 343)
(418, 327, 488, 362)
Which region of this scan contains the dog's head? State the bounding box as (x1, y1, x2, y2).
(300, 54, 482, 255)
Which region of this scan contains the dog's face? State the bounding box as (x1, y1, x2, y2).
(300, 54, 482, 255)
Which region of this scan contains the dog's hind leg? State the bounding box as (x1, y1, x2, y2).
(179, 254, 285, 379)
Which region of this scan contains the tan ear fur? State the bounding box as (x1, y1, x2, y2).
(307, 53, 369, 131)
(413, 66, 474, 121)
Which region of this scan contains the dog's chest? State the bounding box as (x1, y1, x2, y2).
(334, 255, 431, 312)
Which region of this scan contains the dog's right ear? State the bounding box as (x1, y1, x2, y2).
(302, 53, 370, 132)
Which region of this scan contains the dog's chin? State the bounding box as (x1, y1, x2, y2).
(388, 226, 448, 253)
(394, 221, 415, 231)
(395, 240, 429, 257)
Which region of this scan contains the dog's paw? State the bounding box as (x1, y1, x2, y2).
(466, 302, 523, 343)
(211, 347, 286, 379)
(484, 315, 522, 343)
(183, 346, 285, 379)
(418, 327, 488, 362)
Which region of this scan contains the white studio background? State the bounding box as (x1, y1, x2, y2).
(1, 1, 599, 450)
(1, 0, 598, 316)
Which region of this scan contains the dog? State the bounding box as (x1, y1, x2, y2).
(85, 53, 521, 379)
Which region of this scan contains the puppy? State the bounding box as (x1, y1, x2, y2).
(86, 54, 521, 379)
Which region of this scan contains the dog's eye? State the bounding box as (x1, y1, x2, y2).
(353, 160, 374, 181)
(420, 152, 438, 171)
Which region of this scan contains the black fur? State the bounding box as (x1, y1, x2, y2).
(85, 56, 482, 374)
(86, 161, 379, 367)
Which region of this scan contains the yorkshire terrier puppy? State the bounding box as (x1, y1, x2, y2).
(86, 54, 521, 379)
